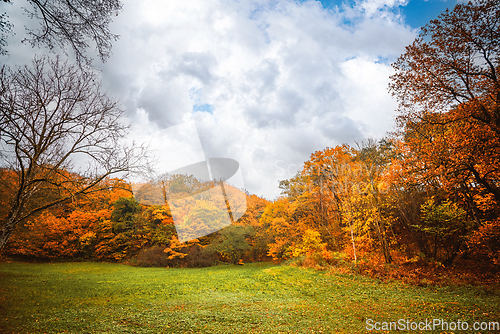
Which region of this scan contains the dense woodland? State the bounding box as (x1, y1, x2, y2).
(1, 133, 499, 276)
(1, 0, 499, 284)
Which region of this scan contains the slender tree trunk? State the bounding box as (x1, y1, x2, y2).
(433, 234, 438, 260)
(320, 177, 325, 227)
(374, 221, 392, 263)
(348, 217, 357, 263)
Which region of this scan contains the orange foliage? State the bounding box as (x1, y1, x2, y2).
(468, 218, 500, 265)
(6, 209, 110, 259)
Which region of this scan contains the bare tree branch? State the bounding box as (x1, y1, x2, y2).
(0, 0, 122, 65)
(0, 55, 146, 250)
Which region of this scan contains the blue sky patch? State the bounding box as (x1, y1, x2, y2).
(399, 0, 459, 29)
(193, 104, 214, 114)
(312, 0, 458, 29)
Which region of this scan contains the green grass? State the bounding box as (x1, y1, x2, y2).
(0, 262, 499, 333)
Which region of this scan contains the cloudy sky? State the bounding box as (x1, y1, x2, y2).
(3, 0, 460, 199)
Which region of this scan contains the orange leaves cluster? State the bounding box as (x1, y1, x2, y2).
(3, 177, 138, 260)
(6, 209, 110, 259)
(264, 142, 396, 264)
(468, 218, 500, 265)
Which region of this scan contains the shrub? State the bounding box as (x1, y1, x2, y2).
(136, 246, 169, 267)
(468, 218, 500, 265)
(183, 244, 217, 268)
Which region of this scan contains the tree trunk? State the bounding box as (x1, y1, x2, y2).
(469, 166, 500, 204)
(374, 220, 392, 263)
(348, 217, 357, 263)
(0, 217, 19, 251)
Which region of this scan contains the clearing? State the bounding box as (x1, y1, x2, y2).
(0, 262, 498, 333)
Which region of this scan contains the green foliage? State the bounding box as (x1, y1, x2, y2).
(420, 198, 467, 232)
(412, 197, 472, 262)
(141, 206, 175, 247)
(207, 225, 255, 264)
(111, 197, 141, 224)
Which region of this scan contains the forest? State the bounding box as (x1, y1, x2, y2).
(1, 0, 499, 287)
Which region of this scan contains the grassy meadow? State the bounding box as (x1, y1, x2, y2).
(0, 262, 499, 333)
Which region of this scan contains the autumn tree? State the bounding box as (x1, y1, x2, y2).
(93, 196, 146, 261)
(417, 197, 471, 262)
(354, 139, 395, 263)
(389, 0, 500, 213)
(0, 0, 122, 64)
(0, 56, 144, 251)
(207, 225, 254, 264)
(284, 142, 396, 264)
(260, 197, 302, 260)
(302, 146, 354, 250)
(264, 147, 353, 262)
(111, 197, 141, 233)
(237, 194, 271, 261)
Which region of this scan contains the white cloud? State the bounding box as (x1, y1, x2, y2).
(356, 0, 408, 18)
(339, 56, 399, 139)
(3, 0, 418, 199)
(99, 0, 419, 199)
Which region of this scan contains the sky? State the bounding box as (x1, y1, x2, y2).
(2, 0, 460, 200)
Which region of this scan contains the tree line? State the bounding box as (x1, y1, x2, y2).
(0, 0, 499, 273)
(0, 172, 271, 266)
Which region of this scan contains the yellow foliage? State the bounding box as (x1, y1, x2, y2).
(289, 229, 327, 258)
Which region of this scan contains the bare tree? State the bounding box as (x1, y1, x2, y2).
(1, 0, 122, 64)
(0, 55, 144, 250)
